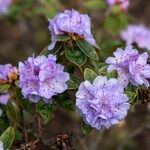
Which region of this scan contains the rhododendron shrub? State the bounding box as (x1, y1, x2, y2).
(0, 1, 150, 149)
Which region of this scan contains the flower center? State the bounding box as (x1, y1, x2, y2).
(34, 66, 40, 76)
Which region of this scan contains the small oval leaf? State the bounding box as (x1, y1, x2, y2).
(0, 84, 10, 93)
(67, 79, 78, 90)
(0, 127, 15, 149)
(56, 35, 70, 41)
(54, 93, 74, 111)
(98, 65, 108, 75)
(6, 102, 20, 126)
(76, 39, 99, 60)
(65, 46, 86, 66)
(82, 121, 93, 135)
(36, 101, 53, 125)
(125, 91, 136, 103)
(107, 70, 118, 79)
(84, 68, 97, 82)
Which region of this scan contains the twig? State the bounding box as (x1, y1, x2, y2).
(79, 66, 84, 74)
(38, 116, 42, 138)
(20, 109, 29, 144)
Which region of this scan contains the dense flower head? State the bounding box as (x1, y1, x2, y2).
(76, 76, 130, 130)
(48, 9, 96, 50)
(106, 45, 150, 87)
(121, 24, 150, 50)
(0, 0, 11, 14)
(106, 0, 129, 11)
(0, 64, 18, 84)
(19, 54, 70, 103)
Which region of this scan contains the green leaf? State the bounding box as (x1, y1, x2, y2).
(76, 39, 99, 60)
(84, 68, 97, 82)
(65, 46, 86, 66)
(36, 101, 53, 125)
(54, 93, 74, 111)
(98, 62, 106, 67)
(6, 102, 20, 126)
(67, 79, 78, 90)
(82, 121, 93, 135)
(125, 91, 136, 103)
(0, 127, 15, 149)
(107, 70, 118, 79)
(16, 88, 32, 110)
(0, 84, 10, 93)
(14, 80, 19, 87)
(98, 65, 108, 75)
(84, 0, 106, 9)
(125, 83, 136, 93)
(56, 35, 70, 41)
(0, 117, 9, 135)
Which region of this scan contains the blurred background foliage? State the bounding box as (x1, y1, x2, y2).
(0, 0, 150, 149)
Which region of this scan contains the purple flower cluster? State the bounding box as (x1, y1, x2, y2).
(48, 9, 96, 50)
(76, 76, 130, 129)
(106, 0, 129, 11)
(19, 54, 70, 103)
(0, 64, 18, 83)
(121, 24, 150, 50)
(106, 45, 150, 87)
(0, 64, 17, 105)
(0, 0, 11, 14)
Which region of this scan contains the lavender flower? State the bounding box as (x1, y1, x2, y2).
(106, 45, 150, 87)
(0, 64, 17, 105)
(0, 0, 11, 14)
(48, 9, 96, 50)
(0, 141, 3, 150)
(0, 92, 10, 105)
(19, 54, 70, 103)
(121, 24, 150, 50)
(106, 0, 129, 11)
(76, 76, 130, 130)
(0, 64, 18, 83)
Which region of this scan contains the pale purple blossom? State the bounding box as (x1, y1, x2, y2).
(76, 76, 130, 130)
(121, 24, 150, 50)
(0, 0, 11, 14)
(0, 92, 9, 105)
(0, 64, 17, 81)
(48, 9, 96, 50)
(0, 141, 3, 150)
(106, 45, 150, 87)
(19, 54, 70, 103)
(106, 0, 129, 11)
(0, 64, 16, 106)
(106, 0, 116, 5)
